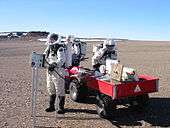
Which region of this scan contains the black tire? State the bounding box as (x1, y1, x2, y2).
(96, 94, 116, 118)
(69, 79, 87, 102)
(129, 94, 149, 108)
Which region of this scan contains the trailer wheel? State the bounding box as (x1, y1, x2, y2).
(69, 79, 87, 102)
(129, 94, 149, 108)
(96, 94, 116, 118)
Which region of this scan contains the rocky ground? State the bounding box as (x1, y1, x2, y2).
(0, 39, 170, 128)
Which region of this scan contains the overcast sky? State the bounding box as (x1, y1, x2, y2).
(0, 0, 170, 40)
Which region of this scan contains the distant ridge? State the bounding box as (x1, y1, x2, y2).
(0, 31, 49, 40)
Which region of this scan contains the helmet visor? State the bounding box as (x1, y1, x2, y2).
(106, 45, 115, 51)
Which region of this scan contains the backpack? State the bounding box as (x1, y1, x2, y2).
(46, 44, 66, 58)
(73, 40, 87, 59)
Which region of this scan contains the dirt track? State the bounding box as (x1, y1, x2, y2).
(0, 39, 170, 128)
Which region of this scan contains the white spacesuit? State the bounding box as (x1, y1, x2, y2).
(72, 39, 81, 66)
(44, 33, 66, 114)
(92, 43, 103, 54)
(64, 35, 74, 68)
(73, 41, 81, 55)
(92, 39, 117, 72)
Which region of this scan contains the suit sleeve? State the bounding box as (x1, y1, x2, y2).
(43, 46, 50, 55)
(93, 48, 106, 60)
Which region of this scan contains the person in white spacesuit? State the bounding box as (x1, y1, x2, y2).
(64, 35, 74, 68)
(44, 33, 66, 114)
(72, 39, 81, 66)
(92, 39, 118, 72)
(92, 43, 103, 55)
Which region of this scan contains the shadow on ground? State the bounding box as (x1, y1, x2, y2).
(35, 126, 63, 128)
(108, 97, 170, 127)
(35, 97, 170, 127)
(65, 108, 97, 114)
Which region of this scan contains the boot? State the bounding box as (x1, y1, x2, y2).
(57, 96, 65, 114)
(45, 94, 56, 112)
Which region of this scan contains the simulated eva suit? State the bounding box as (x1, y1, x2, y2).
(64, 35, 82, 67)
(64, 35, 74, 68)
(44, 33, 66, 114)
(92, 39, 118, 71)
(72, 40, 81, 66)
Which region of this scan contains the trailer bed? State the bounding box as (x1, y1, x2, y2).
(84, 74, 159, 99)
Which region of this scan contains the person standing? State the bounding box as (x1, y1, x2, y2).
(44, 33, 66, 114)
(64, 35, 74, 68)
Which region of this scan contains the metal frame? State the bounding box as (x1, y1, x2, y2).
(156, 79, 159, 92)
(31, 67, 38, 128)
(112, 85, 117, 99)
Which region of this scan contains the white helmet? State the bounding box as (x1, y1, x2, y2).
(103, 39, 116, 51)
(46, 33, 61, 45)
(103, 39, 115, 47)
(74, 38, 80, 42)
(66, 35, 74, 42)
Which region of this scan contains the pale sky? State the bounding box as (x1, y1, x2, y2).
(0, 0, 170, 40)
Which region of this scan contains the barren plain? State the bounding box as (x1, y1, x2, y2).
(0, 39, 170, 128)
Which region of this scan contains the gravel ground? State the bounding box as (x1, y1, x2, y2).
(0, 39, 170, 128)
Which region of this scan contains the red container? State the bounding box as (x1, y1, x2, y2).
(85, 74, 159, 99)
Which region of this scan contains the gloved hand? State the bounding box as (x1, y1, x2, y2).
(48, 63, 57, 72)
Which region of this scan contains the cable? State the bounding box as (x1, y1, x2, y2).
(45, 59, 66, 80)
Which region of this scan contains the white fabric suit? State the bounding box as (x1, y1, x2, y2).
(92, 39, 118, 70)
(92, 46, 107, 66)
(44, 44, 66, 96)
(65, 40, 74, 68)
(73, 41, 81, 55)
(72, 41, 81, 66)
(44, 33, 67, 113)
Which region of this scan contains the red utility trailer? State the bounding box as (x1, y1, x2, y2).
(66, 66, 159, 118)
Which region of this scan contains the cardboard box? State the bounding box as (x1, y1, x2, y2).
(110, 64, 124, 81)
